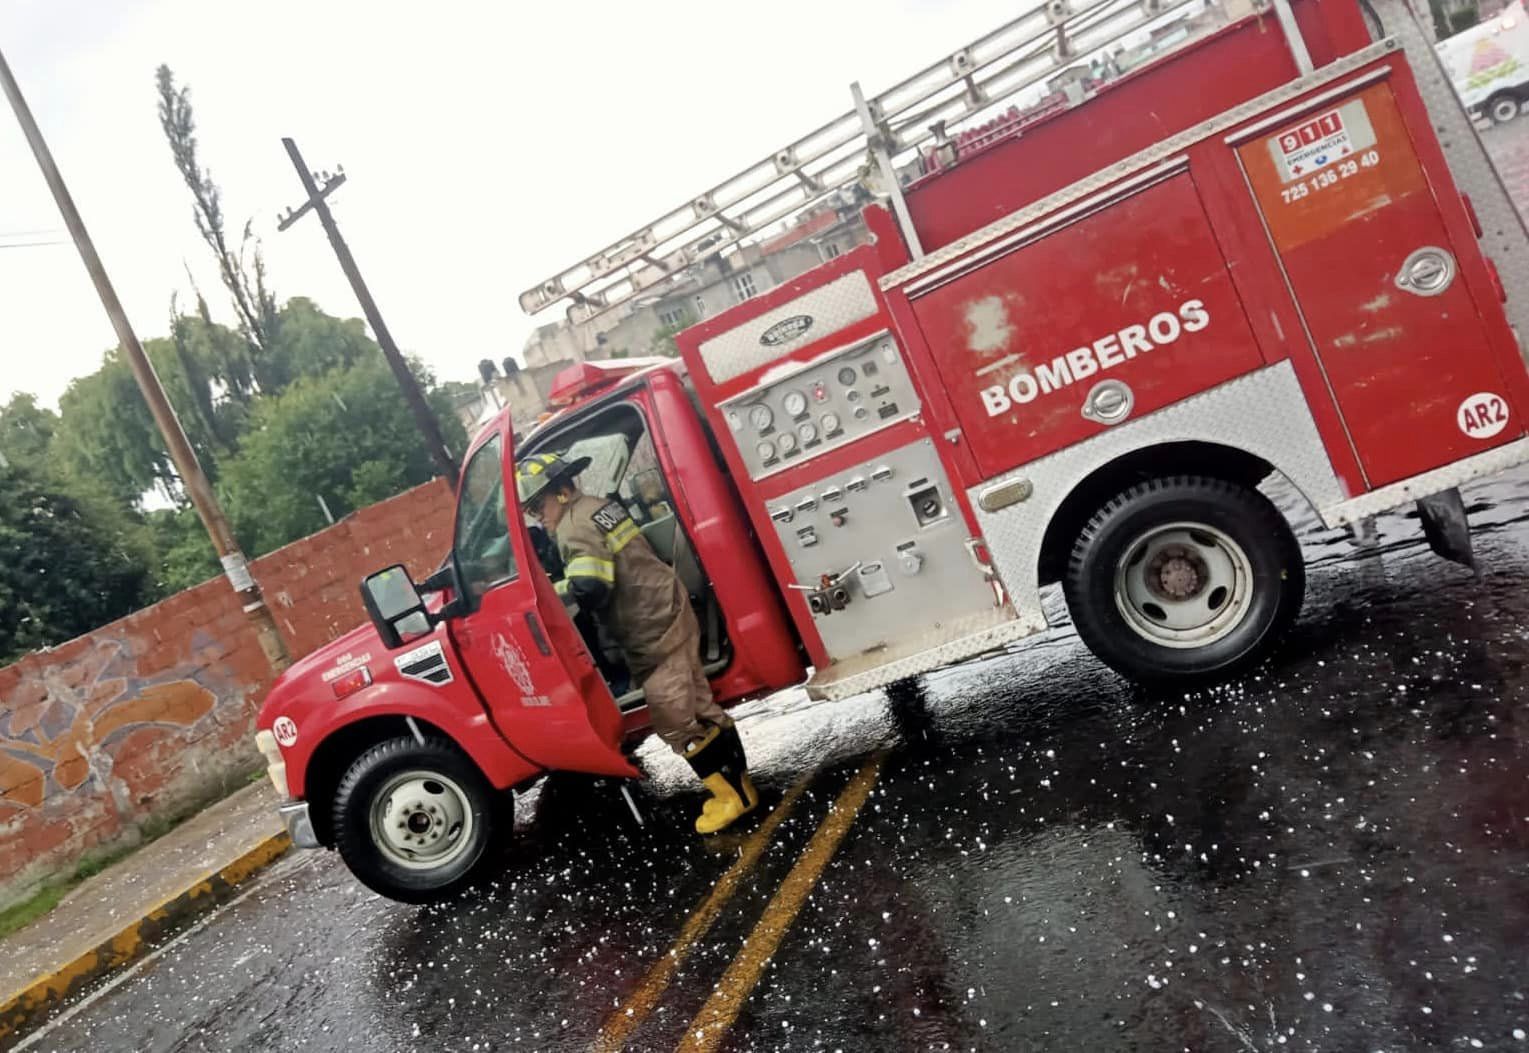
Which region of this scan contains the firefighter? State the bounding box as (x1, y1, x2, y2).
(515, 452, 759, 834)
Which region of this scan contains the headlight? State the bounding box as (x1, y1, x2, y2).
(254, 730, 290, 798)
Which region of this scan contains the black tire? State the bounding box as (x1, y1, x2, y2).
(1063, 475, 1304, 684)
(331, 736, 508, 904)
(1488, 92, 1522, 125)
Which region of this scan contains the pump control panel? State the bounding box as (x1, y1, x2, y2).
(718, 331, 921, 480)
(765, 439, 994, 661)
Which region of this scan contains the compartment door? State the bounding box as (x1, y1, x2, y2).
(1237, 78, 1521, 488)
(905, 171, 1267, 480)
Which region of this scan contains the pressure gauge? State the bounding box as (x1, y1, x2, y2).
(783, 390, 809, 418)
(837, 366, 858, 387)
(821, 412, 842, 434)
(756, 439, 777, 462)
(777, 431, 799, 454)
(797, 420, 819, 444)
(749, 404, 774, 431)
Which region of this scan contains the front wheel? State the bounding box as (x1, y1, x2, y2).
(331, 736, 509, 904)
(1488, 92, 1522, 125)
(1063, 476, 1304, 684)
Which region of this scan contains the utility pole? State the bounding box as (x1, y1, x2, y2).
(276, 139, 458, 480)
(0, 46, 291, 674)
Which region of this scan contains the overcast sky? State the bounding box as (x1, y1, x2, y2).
(0, 0, 1025, 409)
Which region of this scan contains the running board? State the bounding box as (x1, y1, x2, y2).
(805, 607, 1046, 702)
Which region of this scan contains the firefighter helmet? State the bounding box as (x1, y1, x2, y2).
(515, 451, 592, 508)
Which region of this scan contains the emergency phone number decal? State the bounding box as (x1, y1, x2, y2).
(1279, 149, 1382, 204)
(1267, 98, 1378, 187)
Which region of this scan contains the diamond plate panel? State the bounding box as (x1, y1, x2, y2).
(1368, 0, 1529, 349)
(804, 607, 1048, 702)
(967, 363, 1346, 611)
(1323, 436, 1529, 523)
(697, 271, 879, 385)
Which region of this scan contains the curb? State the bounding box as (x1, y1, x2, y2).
(0, 832, 292, 1048)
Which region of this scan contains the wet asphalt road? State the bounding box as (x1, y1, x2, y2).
(17, 462, 1529, 1053)
(18, 126, 1529, 1053)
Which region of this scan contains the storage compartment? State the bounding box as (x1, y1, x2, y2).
(1234, 77, 1523, 486)
(904, 171, 1268, 480)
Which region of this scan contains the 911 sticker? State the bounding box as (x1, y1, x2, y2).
(1268, 98, 1377, 183)
(1458, 392, 1510, 439)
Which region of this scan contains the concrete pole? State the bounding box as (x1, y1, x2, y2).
(0, 45, 292, 674)
(277, 138, 459, 480)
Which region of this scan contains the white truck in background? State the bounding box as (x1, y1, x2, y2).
(1438, 0, 1529, 123)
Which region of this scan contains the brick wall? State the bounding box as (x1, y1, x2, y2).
(0, 478, 455, 908)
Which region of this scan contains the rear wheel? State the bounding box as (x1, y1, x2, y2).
(1488, 92, 1522, 125)
(331, 736, 509, 904)
(1063, 476, 1304, 684)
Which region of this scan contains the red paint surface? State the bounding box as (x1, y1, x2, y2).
(1237, 79, 1524, 485)
(905, 174, 1266, 479)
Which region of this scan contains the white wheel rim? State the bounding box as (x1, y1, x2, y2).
(1493, 98, 1519, 122)
(1112, 521, 1254, 649)
(369, 769, 475, 871)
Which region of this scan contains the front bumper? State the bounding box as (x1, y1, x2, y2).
(278, 799, 322, 850)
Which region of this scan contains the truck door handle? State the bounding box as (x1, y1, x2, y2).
(1394, 246, 1457, 297)
(524, 612, 552, 656)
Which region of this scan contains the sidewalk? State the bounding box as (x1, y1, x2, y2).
(0, 781, 290, 1045)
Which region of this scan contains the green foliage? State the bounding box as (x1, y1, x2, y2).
(218, 354, 466, 555)
(157, 65, 280, 359)
(650, 315, 693, 359)
(145, 506, 220, 593)
(0, 461, 152, 664)
(50, 337, 228, 505)
(0, 393, 58, 470)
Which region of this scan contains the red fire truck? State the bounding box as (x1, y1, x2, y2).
(256, 0, 1529, 902)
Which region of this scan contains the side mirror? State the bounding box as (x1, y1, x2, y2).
(360, 565, 433, 649)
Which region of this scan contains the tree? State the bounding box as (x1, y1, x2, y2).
(263, 296, 379, 391)
(47, 301, 378, 507)
(218, 354, 467, 555)
(0, 461, 153, 664)
(50, 336, 232, 505)
(0, 393, 59, 470)
(650, 315, 693, 358)
(156, 65, 280, 368)
(144, 506, 220, 594)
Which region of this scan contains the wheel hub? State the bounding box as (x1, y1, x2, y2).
(1147, 545, 1209, 602)
(370, 771, 473, 870)
(1113, 522, 1254, 649)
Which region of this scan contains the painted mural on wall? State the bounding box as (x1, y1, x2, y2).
(0, 637, 218, 811)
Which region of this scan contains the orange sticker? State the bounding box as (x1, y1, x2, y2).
(1239, 82, 1428, 253)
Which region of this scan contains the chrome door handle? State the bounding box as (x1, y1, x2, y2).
(1394, 246, 1457, 297)
(1081, 379, 1134, 425)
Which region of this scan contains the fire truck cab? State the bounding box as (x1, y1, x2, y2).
(257, 0, 1529, 903)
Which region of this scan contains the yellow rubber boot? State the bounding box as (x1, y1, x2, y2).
(695, 772, 758, 834)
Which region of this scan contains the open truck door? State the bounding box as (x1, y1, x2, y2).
(447, 423, 637, 780)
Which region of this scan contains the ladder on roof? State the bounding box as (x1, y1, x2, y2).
(518, 0, 1228, 323)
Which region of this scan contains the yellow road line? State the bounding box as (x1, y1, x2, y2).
(677, 753, 885, 1053)
(591, 776, 811, 1053)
